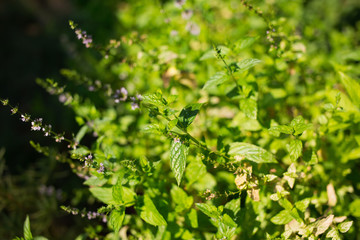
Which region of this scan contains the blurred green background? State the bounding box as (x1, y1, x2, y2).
(0, 0, 359, 239)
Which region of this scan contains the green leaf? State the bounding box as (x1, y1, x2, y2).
(196, 203, 220, 219)
(222, 214, 237, 228)
(338, 71, 360, 108)
(268, 125, 294, 135)
(315, 215, 334, 236)
(112, 182, 124, 205)
(138, 195, 167, 226)
(170, 139, 189, 185)
(295, 198, 310, 212)
(75, 125, 89, 143)
(89, 187, 115, 205)
(240, 98, 257, 119)
(186, 208, 198, 228)
(167, 119, 178, 130)
(288, 139, 302, 162)
(83, 176, 107, 187)
(109, 208, 125, 232)
(237, 36, 258, 50)
(142, 90, 167, 107)
(290, 116, 312, 135)
(170, 185, 193, 212)
(338, 221, 353, 233)
(89, 187, 136, 206)
(349, 199, 360, 217)
(270, 210, 293, 225)
(236, 58, 262, 72)
(24, 215, 33, 240)
(178, 103, 202, 129)
(203, 71, 229, 90)
(200, 46, 230, 61)
(308, 151, 318, 165)
(326, 228, 340, 240)
(228, 142, 277, 163)
(279, 198, 293, 211)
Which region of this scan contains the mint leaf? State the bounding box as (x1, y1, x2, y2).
(24, 215, 33, 240)
(229, 142, 277, 163)
(112, 182, 124, 205)
(142, 90, 167, 107)
(338, 71, 360, 108)
(138, 195, 167, 226)
(290, 116, 312, 135)
(236, 58, 261, 72)
(268, 125, 294, 135)
(240, 98, 257, 119)
(271, 210, 293, 225)
(288, 139, 302, 162)
(178, 103, 202, 129)
(338, 221, 353, 233)
(170, 139, 188, 185)
(109, 208, 125, 232)
(203, 71, 229, 90)
(196, 203, 220, 219)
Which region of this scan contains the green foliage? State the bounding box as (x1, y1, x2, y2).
(2, 0, 360, 239)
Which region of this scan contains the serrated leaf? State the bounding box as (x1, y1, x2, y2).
(24, 215, 33, 240)
(236, 58, 262, 72)
(109, 208, 125, 232)
(271, 210, 293, 225)
(326, 228, 340, 239)
(288, 139, 302, 162)
(315, 215, 334, 236)
(338, 221, 353, 233)
(196, 203, 220, 219)
(170, 140, 188, 185)
(178, 103, 202, 129)
(295, 198, 310, 212)
(240, 98, 257, 119)
(142, 124, 163, 135)
(228, 142, 277, 163)
(203, 71, 229, 90)
(338, 71, 360, 108)
(268, 125, 294, 135)
(200, 46, 230, 61)
(290, 116, 312, 135)
(138, 195, 167, 226)
(142, 91, 167, 107)
(112, 182, 124, 205)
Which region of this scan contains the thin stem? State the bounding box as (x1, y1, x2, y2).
(213, 44, 241, 94)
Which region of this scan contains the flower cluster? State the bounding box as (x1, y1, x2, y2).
(31, 118, 43, 131)
(113, 87, 142, 110)
(61, 206, 107, 222)
(42, 124, 52, 136)
(69, 20, 93, 48)
(203, 189, 217, 201)
(38, 185, 63, 200)
(114, 87, 128, 103)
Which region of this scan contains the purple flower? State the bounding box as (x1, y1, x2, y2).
(182, 9, 193, 19)
(55, 133, 65, 143)
(21, 114, 31, 122)
(31, 118, 43, 131)
(131, 102, 139, 110)
(175, 0, 186, 8)
(42, 124, 52, 136)
(186, 22, 200, 36)
(97, 163, 105, 173)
